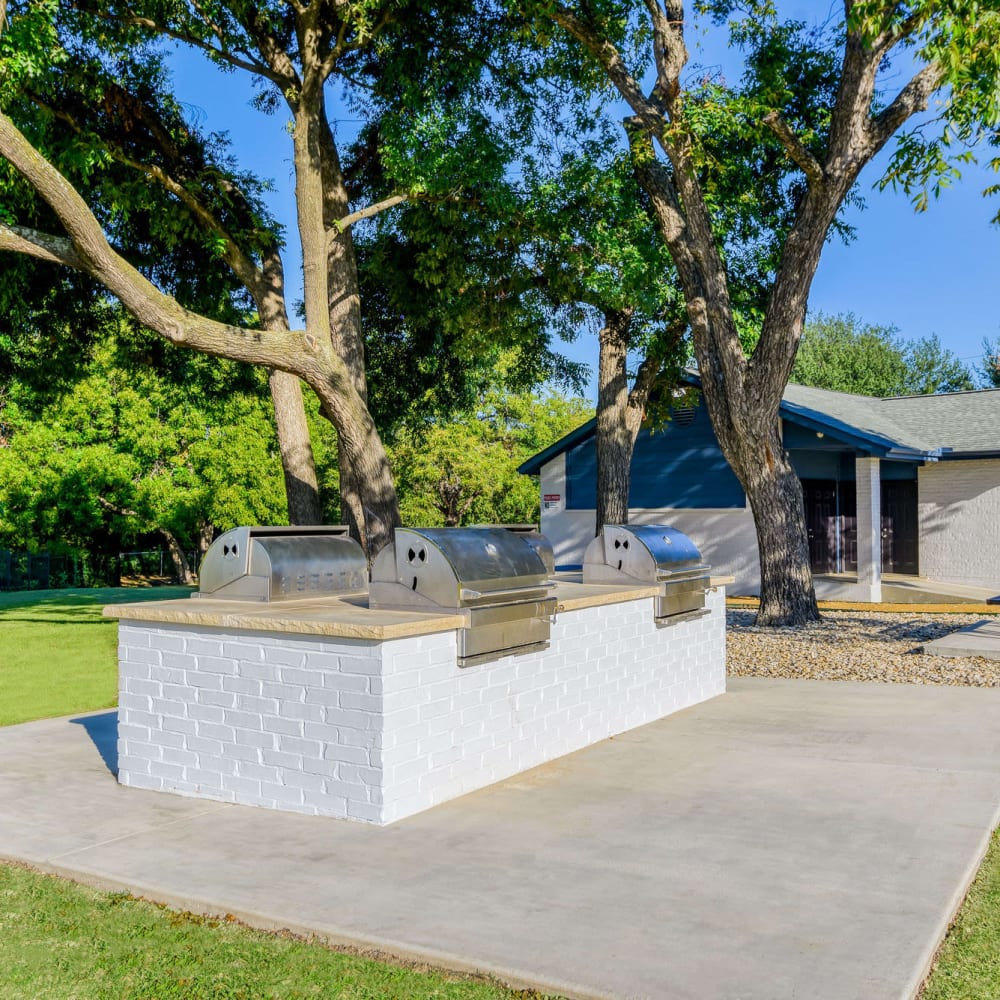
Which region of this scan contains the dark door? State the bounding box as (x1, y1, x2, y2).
(881, 480, 919, 574)
(801, 479, 838, 573)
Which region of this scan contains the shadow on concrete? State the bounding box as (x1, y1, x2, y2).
(70, 711, 118, 777)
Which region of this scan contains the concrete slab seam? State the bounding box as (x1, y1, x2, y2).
(44, 805, 230, 863)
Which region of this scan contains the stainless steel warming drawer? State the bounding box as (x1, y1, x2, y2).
(583, 524, 710, 622)
(196, 525, 367, 602)
(369, 527, 556, 665)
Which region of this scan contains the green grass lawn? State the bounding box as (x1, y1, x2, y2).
(0, 863, 551, 1000)
(0, 586, 192, 727)
(0, 588, 996, 998)
(921, 828, 1000, 999)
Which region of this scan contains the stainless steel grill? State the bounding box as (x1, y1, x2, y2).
(196, 525, 367, 602)
(583, 524, 710, 622)
(370, 527, 556, 665)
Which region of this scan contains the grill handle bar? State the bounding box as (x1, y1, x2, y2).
(654, 568, 709, 582)
(459, 582, 556, 602)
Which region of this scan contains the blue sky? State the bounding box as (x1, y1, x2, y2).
(166, 17, 1000, 403)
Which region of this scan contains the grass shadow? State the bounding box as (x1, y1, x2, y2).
(69, 711, 118, 777)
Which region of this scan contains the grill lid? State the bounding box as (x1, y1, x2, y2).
(197, 525, 367, 602)
(583, 525, 708, 584)
(471, 524, 555, 576)
(370, 527, 552, 611)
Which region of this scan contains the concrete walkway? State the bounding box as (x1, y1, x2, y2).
(1, 678, 998, 1000)
(924, 618, 1000, 661)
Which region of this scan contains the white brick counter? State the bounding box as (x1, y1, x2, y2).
(114, 586, 726, 825)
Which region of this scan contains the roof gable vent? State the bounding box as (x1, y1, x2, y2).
(672, 406, 697, 428)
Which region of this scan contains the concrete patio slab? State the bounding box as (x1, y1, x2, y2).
(1, 678, 998, 1000)
(923, 618, 1000, 661)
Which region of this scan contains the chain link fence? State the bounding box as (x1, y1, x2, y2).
(0, 548, 198, 591)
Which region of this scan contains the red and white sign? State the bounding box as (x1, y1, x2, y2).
(542, 493, 562, 511)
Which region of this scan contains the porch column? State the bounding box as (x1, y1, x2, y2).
(856, 455, 882, 602)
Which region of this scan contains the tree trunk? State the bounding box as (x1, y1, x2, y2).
(309, 370, 400, 558)
(292, 80, 400, 558)
(268, 370, 322, 523)
(317, 108, 370, 536)
(198, 522, 214, 559)
(160, 528, 195, 585)
(715, 419, 818, 624)
(595, 309, 642, 533)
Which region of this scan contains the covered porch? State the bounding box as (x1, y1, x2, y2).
(785, 422, 926, 604)
(813, 572, 1000, 605)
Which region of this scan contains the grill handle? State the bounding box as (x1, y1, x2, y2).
(459, 582, 556, 602)
(654, 568, 709, 582)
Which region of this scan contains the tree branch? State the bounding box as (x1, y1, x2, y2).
(26, 92, 272, 307)
(118, 153, 267, 296)
(97, 495, 139, 518)
(0, 224, 84, 268)
(867, 62, 945, 156)
(763, 111, 825, 188)
(75, 5, 286, 86)
(642, 0, 687, 114)
(319, 6, 394, 79)
(0, 111, 312, 372)
(326, 193, 408, 245)
(551, 5, 665, 136)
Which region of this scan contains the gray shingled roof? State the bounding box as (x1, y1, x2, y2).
(781, 382, 1000, 455)
(520, 378, 1000, 475)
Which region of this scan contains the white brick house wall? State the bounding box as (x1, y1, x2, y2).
(918, 459, 1000, 591)
(118, 588, 726, 825)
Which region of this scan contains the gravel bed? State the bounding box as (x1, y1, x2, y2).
(727, 610, 1000, 687)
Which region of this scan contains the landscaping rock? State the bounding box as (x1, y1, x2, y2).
(727, 610, 1000, 687)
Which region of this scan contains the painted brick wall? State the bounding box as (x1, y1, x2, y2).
(377, 588, 726, 824)
(118, 589, 726, 825)
(918, 459, 1000, 590)
(117, 628, 387, 822)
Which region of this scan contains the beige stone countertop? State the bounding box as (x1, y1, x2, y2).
(552, 578, 659, 611)
(103, 576, 733, 639)
(103, 592, 464, 641)
(553, 573, 734, 611)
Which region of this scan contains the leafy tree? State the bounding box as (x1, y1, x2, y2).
(0, 320, 288, 584)
(526, 1, 1000, 625)
(979, 337, 1000, 388)
(792, 313, 974, 396)
(0, 24, 323, 523)
(356, 126, 689, 530)
(904, 333, 975, 395)
(0, 0, 512, 557)
(391, 387, 591, 527)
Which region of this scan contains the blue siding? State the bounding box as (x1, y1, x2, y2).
(789, 450, 843, 480)
(565, 403, 745, 510)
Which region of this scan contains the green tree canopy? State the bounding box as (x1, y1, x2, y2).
(0, 315, 288, 583)
(979, 338, 1000, 388)
(791, 313, 975, 397)
(390, 386, 591, 528)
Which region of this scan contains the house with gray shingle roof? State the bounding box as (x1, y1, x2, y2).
(518, 380, 1000, 601)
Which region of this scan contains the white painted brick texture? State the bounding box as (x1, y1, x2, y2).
(118, 625, 385, 820)
(919, 459, 1000, 590)
(118, 589, 726, 825)
(378, 591, 725, 824)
